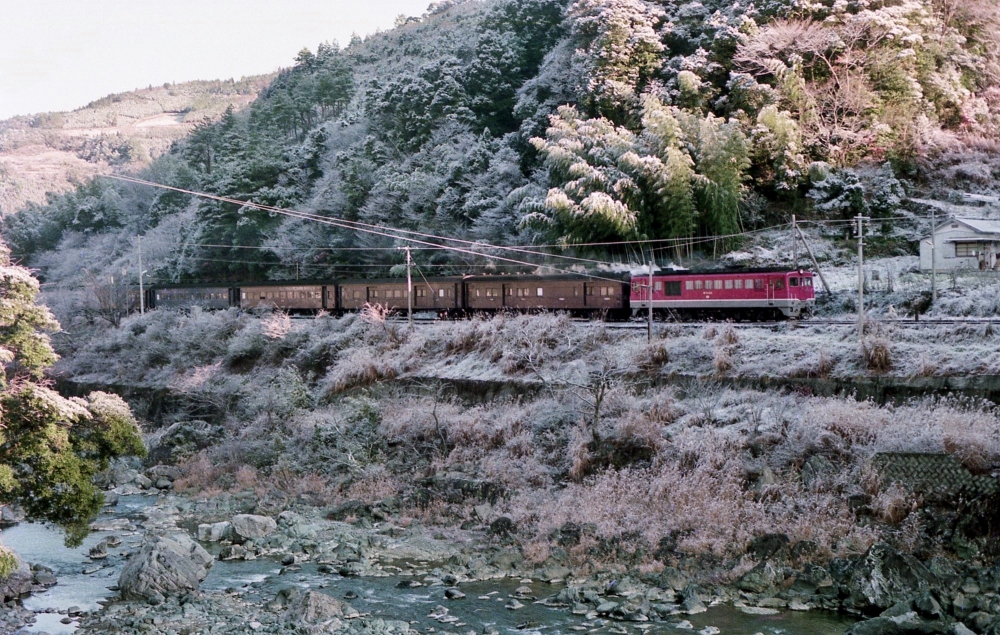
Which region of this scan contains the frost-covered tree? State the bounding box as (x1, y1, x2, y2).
(0, 241, 144, 549)
(568, 0, 664, 121)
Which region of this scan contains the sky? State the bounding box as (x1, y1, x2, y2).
(0, 0, 431, 120)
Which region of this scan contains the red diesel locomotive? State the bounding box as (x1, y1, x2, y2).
(630, 269, 815, 319)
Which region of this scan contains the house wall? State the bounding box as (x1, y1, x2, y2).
(919, 223, 1000, 271)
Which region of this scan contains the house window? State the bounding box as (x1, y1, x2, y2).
(724, 279, 733, 289)
(694, 280, 703, 290)
(685, 280, 694, 290)
(955, 242, 980, 257)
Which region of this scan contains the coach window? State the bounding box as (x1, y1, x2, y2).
(537, 287, 544, 296)
(685, 280, 694, 290)
(724, 279, 733, 290)
(754, 279, 764, 290)
(714, 280, 723, 290)
(734, 279, 743, 289)
(694, 280, 703, 290)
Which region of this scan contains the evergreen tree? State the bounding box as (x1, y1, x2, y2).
(0, 241, 144, 550)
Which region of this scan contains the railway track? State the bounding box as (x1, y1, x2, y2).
(367, 316, 1000, 328)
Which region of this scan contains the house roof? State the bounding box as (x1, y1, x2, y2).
(934, 217, 1000, 235)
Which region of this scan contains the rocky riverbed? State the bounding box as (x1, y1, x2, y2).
(4, 443, 1000, 635)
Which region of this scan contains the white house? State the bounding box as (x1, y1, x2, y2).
(920, 217, 1000, 271)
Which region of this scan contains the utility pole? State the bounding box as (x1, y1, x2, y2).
(794, 224, 831, 295)
(930, 207, 937, 303)
(792, 215, 798, 269)
(397, 246, 413, 326)
(137, 235, 145, 315)
(648, 259, 654, 343)
(856, 215, 868, 342)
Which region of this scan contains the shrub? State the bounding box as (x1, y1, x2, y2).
(862, 336, 892, 372)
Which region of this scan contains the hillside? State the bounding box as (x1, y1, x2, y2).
(3, 0, 1000, 293)
(0, 76, 273, 217)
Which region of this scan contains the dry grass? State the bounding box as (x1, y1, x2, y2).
(862, 336, 893, 372)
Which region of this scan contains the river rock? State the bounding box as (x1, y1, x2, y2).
(89, 539, 109, 560)
(0, 556, 32, 601)
(89, 518, 134, 532)
(284, 589, 359, 631)
(681, 585, 707, 615)
(197, 521, 231, 542)
(118, 533, 213, 603)
(847, 544, 938, 611)
(0, 505, 22, 528)
(134, 474, 153, 489)
(738, 561, 779, 593)
(146, 465, 183, 482)
(226, 514, 277, 543)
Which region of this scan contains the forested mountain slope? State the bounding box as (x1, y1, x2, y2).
(0, 77, 272, 217)
(5, 0, 1000, 290)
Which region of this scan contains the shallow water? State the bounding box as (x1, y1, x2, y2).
(2, 496, 856, 635)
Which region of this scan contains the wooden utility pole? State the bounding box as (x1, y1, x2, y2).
(930, 207, 937, 303)
(792, 215, 798, 269)
(648, 259, 654, 343)
(399, 246, 412, 326)
(137, 235, 145, 315)
(794, 224, 831, 295)
(856, 215, 868, 341)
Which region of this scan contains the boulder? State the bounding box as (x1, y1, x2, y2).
(197, 521, 231, 542)
(738, 561, 779, 593)
(847, 544, 938, 611)
(146, 465, 183, 482)
(747, 533, 790, 561)
(846, 611, 954, 634)
(284, 589, 358, 631)
(801, 454, 834, 489)
(118, 533, 213, 603)
(0, 506, 21, 528)
(134, 473, 153, 489)
(226, 514, 276, 544)
(326, 500, 373, 522)
(0, 556, 32, 602)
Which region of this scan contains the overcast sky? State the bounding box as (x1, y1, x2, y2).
(0, 0, 431, 120)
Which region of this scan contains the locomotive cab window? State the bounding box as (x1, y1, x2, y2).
(789, 277, 799, 287)
(803, 278, 813, 287)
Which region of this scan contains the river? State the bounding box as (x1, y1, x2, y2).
(1, 495, 858, 635)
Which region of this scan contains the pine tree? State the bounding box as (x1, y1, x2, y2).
(0, 241, 144, 551)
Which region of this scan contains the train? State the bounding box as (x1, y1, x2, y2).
(143, 268, 815, 320)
